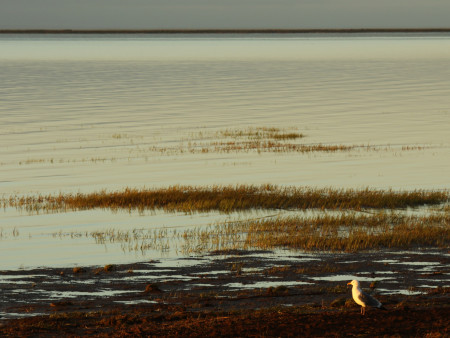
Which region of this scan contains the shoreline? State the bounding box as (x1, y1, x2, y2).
(1, 28, 450, 34)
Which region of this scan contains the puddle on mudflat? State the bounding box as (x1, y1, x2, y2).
(374, 259, 399, 264)
(151, 258, 210, 269)
(0, 280, 36, 285)
(225, 280, 312, 289)
(179, 283, 217, 290)
(196, 270, 230, 276)
(375, 288, 423, 296)
(245, 253, 321, 262)
(119, 275, 193, 282)
(0, 274, 47, 281)
(42, 279, 97, 285)
(310, 275, 395, 282)
(390, 261, 441, 266)
(121, 269, 175, 274)
(242, 268, 264, 273)
(416, 278, 448, 284)
(10, 289, 30, 293)
(0, 312, 46, 319)
(415, 266, 446, 273)
(418, 284, 447, 289)
(114, 300, 157, 305)
(388, 261, 443, 273)
(384, 251, 450, 256)
(46, 289, 140, 299)
(357, 271, 397, 275)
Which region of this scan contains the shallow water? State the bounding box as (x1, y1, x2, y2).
(1, 34, 449, 195)
(1, 34, 449, 269)
(0, 207, 284, 269)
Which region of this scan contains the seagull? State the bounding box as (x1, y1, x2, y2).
(347, 280, 386, 315)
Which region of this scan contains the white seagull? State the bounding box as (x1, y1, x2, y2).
(347, 280, 386, 315)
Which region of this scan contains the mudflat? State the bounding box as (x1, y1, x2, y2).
(1, 250, 448, 336)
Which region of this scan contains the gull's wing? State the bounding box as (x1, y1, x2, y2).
(358, 290, 382, 308)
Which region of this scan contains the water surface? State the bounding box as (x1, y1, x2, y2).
(0, 34, 449, 269)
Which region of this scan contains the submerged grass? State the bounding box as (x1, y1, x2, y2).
(53, 212, 449, 254)
(10, 126, 434, 167)
(168, 127, 359, 154)
(218, 127, 304, 140)
(242, 213, 449, 252)
(5, 185, 448, 214)
(181, 212, 449, 253)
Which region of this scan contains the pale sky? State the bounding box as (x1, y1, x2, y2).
(1, 0, 450, 30)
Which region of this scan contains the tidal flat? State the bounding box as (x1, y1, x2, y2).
(1, 183, 449, 330)
(1, 250, 449, 336)
(1, 34, 450, 335)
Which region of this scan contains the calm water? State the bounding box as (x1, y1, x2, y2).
(0, 34, 449, 269)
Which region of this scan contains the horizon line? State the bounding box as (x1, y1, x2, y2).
(1, 28, 450, 34)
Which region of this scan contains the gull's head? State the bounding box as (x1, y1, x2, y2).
(347, 280, 360, 287)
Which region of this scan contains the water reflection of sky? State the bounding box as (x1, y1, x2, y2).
(2, 34, 450, 61)
(1, 35, 449, 270)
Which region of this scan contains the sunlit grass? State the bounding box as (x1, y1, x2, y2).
(5, 185, 448, 214)
(51, 212, 449, 254)
(180, 212, 449, 253)
(241, 212, 449, 252)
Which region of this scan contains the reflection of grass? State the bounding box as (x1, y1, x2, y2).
(175, 126, 360, 154)
(219, 127, 304, 140)
(242, 213, 449, 252)
(12, 126, 434, 166)
(208, 141, 357, 153)
(53, 212, 449, 254)
(181, 212, 449, 253)
(6, 185, 448, 214)
(51, 228, 172, 254)
(179, 127, 411, 154)
(0, 227, 20, 240)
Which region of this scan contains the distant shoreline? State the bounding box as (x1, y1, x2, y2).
(1, 28, 450, 34)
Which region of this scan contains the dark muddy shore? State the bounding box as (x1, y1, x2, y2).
(1, 250, 449, 336)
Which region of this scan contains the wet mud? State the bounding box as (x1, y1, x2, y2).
(1, 250, 449, 336)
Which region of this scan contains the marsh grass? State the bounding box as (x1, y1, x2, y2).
(242, 213, 449, 252)
(5, 185, 448, 214)
(11, 126, 433, 167)
(207, 141, 357, 153)
(165, 126, 358, 154)
(217, 127, 304, 140)
(54, 212, 449, 254)
(181, 212, 449, 253)
(150, 126, 432, 155)
(4, 185, 448, 254)
(168, 126, 425, 154)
